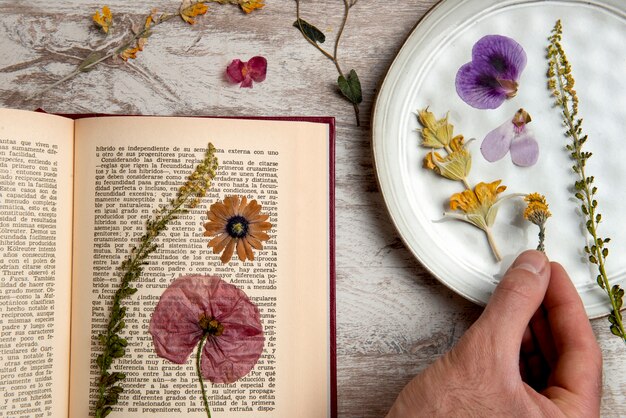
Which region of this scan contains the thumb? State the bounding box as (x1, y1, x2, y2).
(475, 250, 550, 355)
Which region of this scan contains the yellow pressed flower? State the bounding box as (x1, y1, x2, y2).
(450, 181, 506, 216)
(93, 6, 113, 34)
(119, 46, 141, 61)
(119, 9, 157, 61)
(524, 193, 551, 252)
(447, 180, 510, 261)
(180, 1, 209, 25)
(423, 135, 471, 181)
(417, 108, 438, 131)
(523, 193, 551, 224)
(240, 0, 265, 13)
(417, 109, 454, 148)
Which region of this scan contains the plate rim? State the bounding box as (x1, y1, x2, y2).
(371, 0, 626, 318)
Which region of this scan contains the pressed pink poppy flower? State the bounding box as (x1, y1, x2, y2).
(149, 275, 264, 384)
(226, 56, 267, 88)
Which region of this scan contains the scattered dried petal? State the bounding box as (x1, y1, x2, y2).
(226, 56, 267, 88)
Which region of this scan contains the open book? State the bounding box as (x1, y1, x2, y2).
(0, 108, 335, 417)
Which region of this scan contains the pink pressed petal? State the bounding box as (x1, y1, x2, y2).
(246, 56, 267, 82)
(149, 277, 212, 363)
(480, 121, 515, 162)
(510, 131, 539, 166)
(226, 59, 245, 83)
(150, 275, 264, 384)
(201, 332, 264, 383)
(199, 280, 264, 383)
(239, 76, 253, 88)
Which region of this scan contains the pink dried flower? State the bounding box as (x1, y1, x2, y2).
(226, 56, 267, 88)
(481, 108, 539, 167)
(149, 275, 264, 384)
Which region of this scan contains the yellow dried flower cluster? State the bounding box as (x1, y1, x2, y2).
(523, 193, 551, 252)
(180, 0, 210, 25)
(523, 193, 551, 226)
(178, 143, 219, 209)
(93, 6, 113, 34)
(417, 108, 517, 261)
(418, 109, 472, 186)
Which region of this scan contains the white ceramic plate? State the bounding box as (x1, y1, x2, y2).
(372, 0, 626, 318)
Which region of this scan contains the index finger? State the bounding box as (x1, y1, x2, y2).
(542, 262, 602, 405)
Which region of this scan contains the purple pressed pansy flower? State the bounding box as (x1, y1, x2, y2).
(456, 35, 527, 109)
(481, 108, 539, 167)
(226, 56, 267, 88)
(149, 275, 264, 384)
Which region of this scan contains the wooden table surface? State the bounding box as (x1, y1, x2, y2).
(1, 1, 624, 416)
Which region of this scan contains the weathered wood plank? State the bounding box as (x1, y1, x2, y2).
(0, 1, 623, 416)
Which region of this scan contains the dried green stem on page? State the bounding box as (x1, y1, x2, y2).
(547, 20, 625, 342)
(93, 144, 219, 418)
(294, 0, 362, 126)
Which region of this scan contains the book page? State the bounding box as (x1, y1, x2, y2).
(69, 116, 330, 417)
(0, 109, 74, 417)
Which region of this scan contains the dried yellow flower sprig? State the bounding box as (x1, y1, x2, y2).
(26, 0, 264, 101)
(93, 6, 113, 34)
(417, 109, 520, 261)
(523, 193, 551, 252)
(547, 20, 625, 342)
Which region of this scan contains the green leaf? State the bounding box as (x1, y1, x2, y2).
(78, 51, 105, 72)
(610, 324, 621, 337)
(293, 18, 325, 43)
(111, 347, 125, 358)
(337, 69, 363, 105)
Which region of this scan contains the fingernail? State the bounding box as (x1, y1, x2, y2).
(512, 250, 548, 275)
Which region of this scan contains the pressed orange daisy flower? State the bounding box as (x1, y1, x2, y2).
(204, 196, 272, 263)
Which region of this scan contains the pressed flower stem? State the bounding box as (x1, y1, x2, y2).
(485, 228, 502, 262)
(295, 0, 361, 126)
(537, 223, 546, 252)
(196, 334, 212, 418)
(549, 23, 625, 342)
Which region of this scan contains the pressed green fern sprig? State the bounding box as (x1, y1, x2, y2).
(547, 20, 625, 342)
(93, 144, 219, 418)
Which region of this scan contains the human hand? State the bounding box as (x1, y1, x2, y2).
(387, 250, 602, 417)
